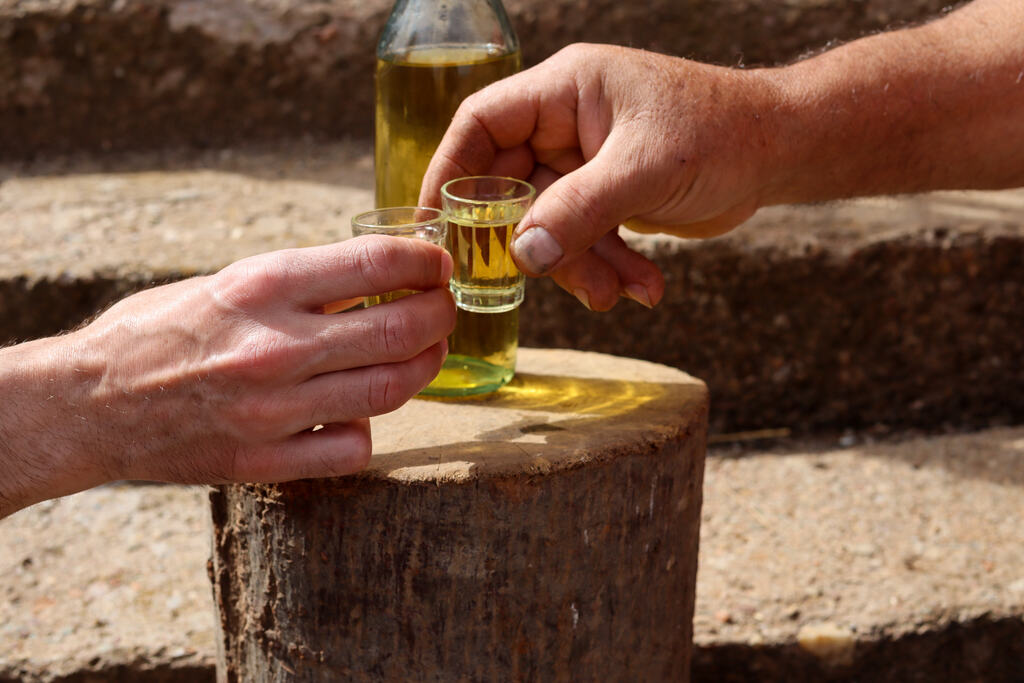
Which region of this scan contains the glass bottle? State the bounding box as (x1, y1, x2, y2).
(374, 0, 521, 208)
(375, 0, 524, 397)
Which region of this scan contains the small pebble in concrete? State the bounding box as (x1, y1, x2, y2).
(797, 622, 856, 667)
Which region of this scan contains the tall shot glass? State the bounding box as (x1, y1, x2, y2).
(350, 207, 447, 307)
(420, 176, 535, 397)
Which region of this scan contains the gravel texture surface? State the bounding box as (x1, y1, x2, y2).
(2, 427, 1022, 681)
(0, 484, 215, 682)
(0, 140, 374, 280)
(696, 429, 1024, 680)
(5, 140, 1023, 280)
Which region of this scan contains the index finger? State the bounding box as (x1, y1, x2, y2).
(221, 236, 454, 312)
(307, 236, 454, 309)
(418, 68, 549, 208)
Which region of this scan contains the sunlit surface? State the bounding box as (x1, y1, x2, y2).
(365, 350, 707, 484)
(491, 372, 668, 418)
(415, 371, 670, 420)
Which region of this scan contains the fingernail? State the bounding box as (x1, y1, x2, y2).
(573, 288, 593, 311)
(622, 284, 654, 309)
(440, 338, 449, 360)
(512, 226, 563, 275)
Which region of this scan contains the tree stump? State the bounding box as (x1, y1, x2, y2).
(209, 349, 708, 682)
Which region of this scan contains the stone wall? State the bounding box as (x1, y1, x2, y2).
(1, 0, 955, 157)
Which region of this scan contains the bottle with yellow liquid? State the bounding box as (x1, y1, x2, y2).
(375, 0, 523, 396)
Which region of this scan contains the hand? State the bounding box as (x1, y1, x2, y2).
(420, 43, 779, 311)
(423, 0, 1024, 314)
(0, 236, 455, 516)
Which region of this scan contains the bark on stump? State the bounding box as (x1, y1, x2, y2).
(209, 348, 708, 682)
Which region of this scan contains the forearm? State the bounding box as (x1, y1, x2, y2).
(0, 335, 105, 518)
(764, 0, 1024, 204)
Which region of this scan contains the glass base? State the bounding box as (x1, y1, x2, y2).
(418, 354, 514, 397)
(452, 285, 523, 314)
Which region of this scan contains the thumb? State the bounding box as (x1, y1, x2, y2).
(512, 152, 641, 276)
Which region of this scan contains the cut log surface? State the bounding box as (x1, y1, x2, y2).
(210, 348, 709, 682)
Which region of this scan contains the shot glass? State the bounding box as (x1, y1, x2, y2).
(350, 207, 446, 307)
(420, 176, 535, 397)
(441, 176, 534, 313)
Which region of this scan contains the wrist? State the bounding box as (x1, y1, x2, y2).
(757, 49, 916, 206)
(733, 65, 802, 210)
(0, 334, 108, 517)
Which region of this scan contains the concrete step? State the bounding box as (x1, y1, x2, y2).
(696, 429, 1024, 681)
(2, 141, 1022, 435)
(0, 0, 953, 157)
(2, 427, 1021, 681)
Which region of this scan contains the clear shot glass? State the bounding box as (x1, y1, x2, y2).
(350, 207, 447, 307)
(441, 176, 535, 313)
(419, 176, 535, 397)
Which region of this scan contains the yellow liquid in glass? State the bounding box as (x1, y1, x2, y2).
(448, 214, 524, 313)
(430, 213, 521, 394)
(428, 308, 519, 394)
(374, 45, 521, 208)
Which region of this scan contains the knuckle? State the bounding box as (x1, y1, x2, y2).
(224, 334, 291, 380)
(555, 42, 588, 63)
(436, 138, 482, 180)
(556, 43, 605, 71)
(338, 315, 378, 360)
(213, 252, 292, 308)
(348, 235, 404, 293)
(379, 309, 407, 356)
(224, 395, 281, 440)
(458, 88, 486, 114)
(365, 304, 425, 359)
(364, 366, 410, 415)
(299, 331, 330, 369)
(557, 181, 605, 233)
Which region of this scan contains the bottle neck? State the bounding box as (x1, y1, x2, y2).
(378, 0, 519, 59)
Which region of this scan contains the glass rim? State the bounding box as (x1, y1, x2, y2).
(351, 206, 445, 231)
(440, 175, 536, 206)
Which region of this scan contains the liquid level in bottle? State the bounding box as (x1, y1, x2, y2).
(448, 214, 524, 313)
(374, 45, 521, 207)
(421, 307, 518, 396)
